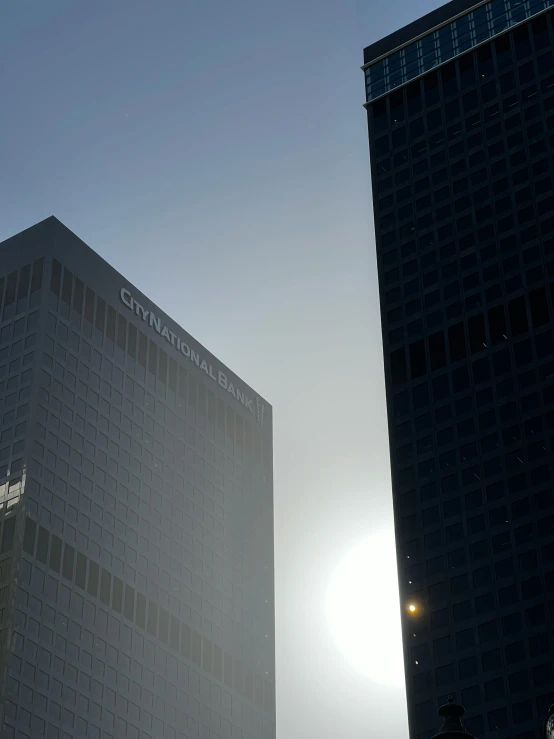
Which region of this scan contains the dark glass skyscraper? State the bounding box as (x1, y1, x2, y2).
(364, 2, 554, 738)
(0, 217, 275, 739)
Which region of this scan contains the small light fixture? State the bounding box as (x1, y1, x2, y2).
(408, 603, 417, 613)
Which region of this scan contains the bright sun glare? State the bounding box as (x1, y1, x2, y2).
(326, 530, 405, 688)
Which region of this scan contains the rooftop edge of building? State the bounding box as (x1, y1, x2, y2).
(0, 215, 273, 415)
(363, 0, 482, 66)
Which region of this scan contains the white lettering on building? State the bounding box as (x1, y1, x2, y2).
(119, 287, 261, 420)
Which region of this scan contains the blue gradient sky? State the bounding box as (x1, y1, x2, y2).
(2, 1, 443, 736)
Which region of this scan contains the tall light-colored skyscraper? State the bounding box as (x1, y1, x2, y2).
(0, 216, 275, 739)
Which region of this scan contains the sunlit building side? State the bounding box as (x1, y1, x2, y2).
(0, 217, 275, 739)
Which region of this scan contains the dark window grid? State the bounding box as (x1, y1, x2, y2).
(388, 289, 554, 388)
(378, 142, 544, 217)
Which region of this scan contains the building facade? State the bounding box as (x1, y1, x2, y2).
(0, 217, 275, 739)
(363, 2, 554, 738)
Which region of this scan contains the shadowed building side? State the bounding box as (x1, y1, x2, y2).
(363, 1, 554, 737)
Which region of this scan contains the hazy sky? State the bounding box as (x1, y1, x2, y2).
(1, 1, 444, 736)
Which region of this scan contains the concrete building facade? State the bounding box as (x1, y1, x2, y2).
(0, 216, 275, 739)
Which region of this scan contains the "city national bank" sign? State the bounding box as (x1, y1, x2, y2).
(119, 288, 264, 425)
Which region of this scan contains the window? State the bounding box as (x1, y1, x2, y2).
(435, 663, 455, 686)
(461, 685, 481, 707)
(458, 656, 478, 679)
(147, 601, 158, 636)
(485, 678, 505, 701)
(433, 635, 452, 659)
(47, 534, 61, 573)
(100, 569, 111, 605)
(495, 559, 515, 578)
(62, 544, 74, 581)
(427, 556, 444, 576)
(475, 593, 494, 615)
(456, 629, 475, 650)
(0, 517, 15, 554)
(482, 649, 502, 672)
(429, 332, 446, 370)
(450, 574, 468, 595)
(488, 708, 509, 731)
(529, 287, 549, 327)
(505, 641, 525, 664)
(112, 577, 123, 613)
(36, 526, 49, 564)
(410, 340, 427, 379)
(453, 601, 472, 622)
(525, 605, 545, 628)
(87, 561, 99, 597)
(470, 540, 489, 561)
(75, 553, 86, 589)
(502, 612, 522, 635)
(498, 585, 518, 607)
(508, 296, 529, 335)
(23, 517, 36, 555)
(448, 323, 466, 361)
(431, 608, 449, 628)
(512, 700, 533, 724)
(533, 663, 554, 686)
(521, 577, 541, 599)
(425, 530, 442, 550)
(390, 348, 407, 386)
(478, 621, 499, 643)
(136, 593, 146, 629)
(446, 523, 464, 542)
(529, 633, 548, 658)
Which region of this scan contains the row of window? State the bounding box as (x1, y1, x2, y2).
(27, 433, 269, 666)
(424, 569, 554, 610)
(384, 241, 551, 332)
(404, 517, 554, 564)
(389, 282, 554, 385)
(412, 514, 554, 558)
(32, 333, 271, 657)
(19, 517, 273, 712)
(386, 252, 551, 349)
(374, 64, 554, 165)
(413, 647, 553, 692)
(410, 557, 554, 605)
(403, 487, 552, 534)
(384, 211, 554, 300)
(379, 126, 550, 223)
(404, 492, 554, 536)
(43, 268, 273, 661)
(394, 356, 554, 441)
(416, 627, 552, 665)
(8, 583, 273, 739)
(367, 8, 552, 104)
(43, 310, 260, 459)
(406, 515, 554, 581)
(0, 258, 43, 322)
(381, 172, 552, 260)
(49, 261, 260, 430)
(0, 308, 38, 494)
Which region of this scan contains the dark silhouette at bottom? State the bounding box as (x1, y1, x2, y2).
(433, 698, 475, 739)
